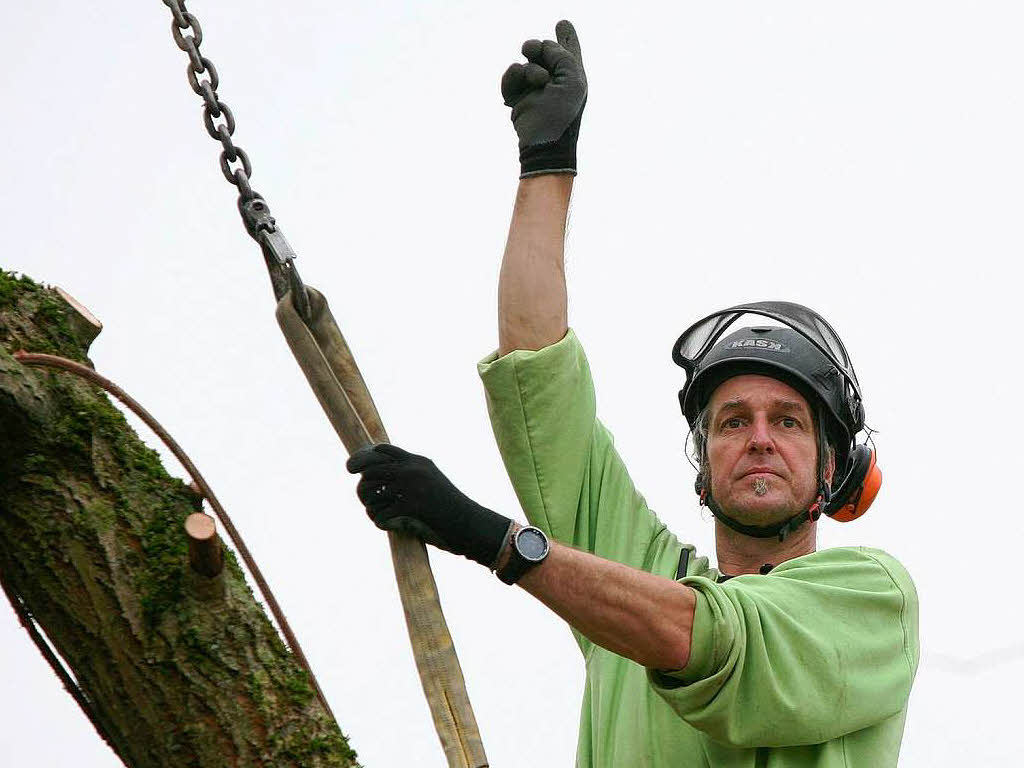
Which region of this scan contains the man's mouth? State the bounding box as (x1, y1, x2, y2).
(740, 468, 782, 479)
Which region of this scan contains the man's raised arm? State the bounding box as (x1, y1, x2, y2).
(497, 20, 586, 356)
(498, 176, 572, 355)
(484, 22, 682, 579)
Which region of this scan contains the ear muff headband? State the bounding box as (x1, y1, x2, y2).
(827, 445, 881, 522)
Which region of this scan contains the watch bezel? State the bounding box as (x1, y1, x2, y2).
(514, 525, 549, 563)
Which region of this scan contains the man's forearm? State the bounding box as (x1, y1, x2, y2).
(347, 442, 697, 668)
(498, 175, 573, 356)
(513, 540, 697, 670)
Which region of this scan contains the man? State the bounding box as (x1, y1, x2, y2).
(348, 20, 918, 767)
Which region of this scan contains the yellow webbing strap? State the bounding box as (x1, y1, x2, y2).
(276, 287, 487, 768)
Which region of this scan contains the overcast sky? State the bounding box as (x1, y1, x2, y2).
(3, 1, 1023, 765)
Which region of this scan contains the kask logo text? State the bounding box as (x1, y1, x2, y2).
(728, 339, 790, 352)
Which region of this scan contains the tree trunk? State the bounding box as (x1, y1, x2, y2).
(0, 271, 358, 767)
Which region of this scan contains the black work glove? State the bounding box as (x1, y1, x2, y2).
(346, 444, 514, 569)
(501, 19, 587, 178)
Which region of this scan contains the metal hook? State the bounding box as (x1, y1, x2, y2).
(239, 196, 312, 323)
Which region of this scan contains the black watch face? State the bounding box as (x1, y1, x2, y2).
(517, 528, 549, 562)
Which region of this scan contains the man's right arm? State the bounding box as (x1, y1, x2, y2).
(498, 174, 572, 356)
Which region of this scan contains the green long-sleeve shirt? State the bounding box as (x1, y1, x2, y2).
(478, 329, 919, 767)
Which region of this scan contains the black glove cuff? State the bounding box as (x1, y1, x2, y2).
(455, 502, 515, 569)
(519, 110, 582, 178)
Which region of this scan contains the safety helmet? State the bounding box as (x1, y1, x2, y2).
(671, 301, 880, 539)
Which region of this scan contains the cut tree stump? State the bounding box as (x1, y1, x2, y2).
(0, 271, 358, 767)
(185, 513, 224, 579)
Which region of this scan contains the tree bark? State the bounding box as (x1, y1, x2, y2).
(0, 271, 358, 767)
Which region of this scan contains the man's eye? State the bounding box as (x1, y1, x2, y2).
(780, 417, 798, 429)
(722, 417, 744, 429)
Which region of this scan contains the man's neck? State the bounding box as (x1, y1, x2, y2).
(714, 518, 817, 576)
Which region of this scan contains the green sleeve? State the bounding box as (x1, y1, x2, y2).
(648, 547, 920, 748)
(478, 329, 686, 573)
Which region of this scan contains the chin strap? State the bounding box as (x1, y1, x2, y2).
(699, 485, 826, 542)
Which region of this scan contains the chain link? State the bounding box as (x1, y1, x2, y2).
(186, 56, 218, 94)
(171, 10, 203, 50)
(203, 99, 233, 137)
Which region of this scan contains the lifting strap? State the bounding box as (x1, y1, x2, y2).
(276, 287, 487, 768)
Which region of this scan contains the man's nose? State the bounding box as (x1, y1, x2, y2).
(747, 415, 775, 453)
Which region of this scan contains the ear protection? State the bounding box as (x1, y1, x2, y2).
(826, 444, 881, 523)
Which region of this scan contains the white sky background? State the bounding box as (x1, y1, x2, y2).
(2, 1, 1022, 765)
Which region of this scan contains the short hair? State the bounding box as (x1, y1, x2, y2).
(689, 405, 713, 481)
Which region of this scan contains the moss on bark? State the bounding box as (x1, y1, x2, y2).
(0, 271, 359, 767)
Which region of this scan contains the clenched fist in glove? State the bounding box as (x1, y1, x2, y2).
(501, 19, 587, 178)
(347, 444, 514, 569)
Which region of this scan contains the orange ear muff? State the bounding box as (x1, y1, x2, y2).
(828, 446, 881, 523)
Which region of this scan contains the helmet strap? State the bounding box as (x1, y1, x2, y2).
(698, 483, 814, 542)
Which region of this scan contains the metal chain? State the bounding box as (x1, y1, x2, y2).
(163, 0, 255, 202)
(161, 0, 311, 320)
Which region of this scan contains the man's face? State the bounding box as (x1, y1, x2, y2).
(706, 374, 831, 525)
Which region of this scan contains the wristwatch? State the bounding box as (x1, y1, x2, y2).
(496, 525, 550, 585)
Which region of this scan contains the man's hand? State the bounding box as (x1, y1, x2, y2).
(346, 444, 514, 568)
(501, 19, 587, 178)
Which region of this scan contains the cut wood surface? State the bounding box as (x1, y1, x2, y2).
(185, 513, 223, 579)
(54, 286, 102, 347)
(0, 271, 358, 767)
